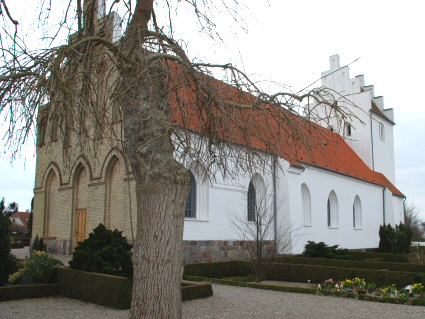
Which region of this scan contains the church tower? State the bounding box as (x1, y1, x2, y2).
(318, 55, 396, 184)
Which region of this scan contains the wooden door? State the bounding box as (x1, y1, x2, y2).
(74, 209, 87, 247)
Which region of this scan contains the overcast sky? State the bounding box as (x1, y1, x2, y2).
(1, 1, 424, 219)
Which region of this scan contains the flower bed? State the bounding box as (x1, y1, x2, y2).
(319, 277, 424, 302)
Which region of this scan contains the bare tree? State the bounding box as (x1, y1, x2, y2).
(405, 201, 425, 242)
(0, 1, 356, 318)
(228, 184, 300, 282)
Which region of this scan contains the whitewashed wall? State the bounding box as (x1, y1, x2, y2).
(320, 55, 396, 184)
(276, 158, 385, 254)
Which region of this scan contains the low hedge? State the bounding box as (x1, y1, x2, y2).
(184, 261, 424, 288)
(56, 267, 132, 309)
(271, 256, 425, 273)
(265, 263, 423, 288)
(181, 281, 213, 301)
(348, 251, 409, 263)
(0, 284, 59, 301)
(183, 275, 317, 295)
(183, 261, 253, 278)
(56, 267, 213, 309)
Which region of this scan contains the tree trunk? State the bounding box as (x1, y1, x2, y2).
(120, 60, 189, 319)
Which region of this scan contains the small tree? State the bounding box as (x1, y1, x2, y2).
(228, 190, 299, 282)
(0, 198, 16, 286)
(405, 202, 425, 241)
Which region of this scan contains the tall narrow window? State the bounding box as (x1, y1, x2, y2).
(301, 184, 312, 226)
(327, 198, 331, 227)
(247, 181, 256, 222)
(353, 195, 362, 229)
(50, 113, 59, 142)
(327, 191, 339, 228)
(185, 172, 197, 218)
(379, 123, 385, 141)
(345, 123, 352, 137)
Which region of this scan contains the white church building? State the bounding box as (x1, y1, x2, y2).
(33, 54, 404, 262)
(31, 5, 404, 262)
(185, 55, 404, 255)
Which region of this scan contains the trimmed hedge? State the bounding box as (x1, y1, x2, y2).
(56, 267, 213, 309)
(183, 260, 424, 288)
(348, 251, 409, 263)
(56, 267, 132, 309)
(184, 275, 318, 295)
(183, 261, 253, 279)
(271, 256, 425, 273)
(181, 281, 213, 301)
(0, 284, 59, 301)
(265, 263, 423, 288)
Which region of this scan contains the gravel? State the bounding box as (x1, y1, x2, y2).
(1, 284, 424, 319)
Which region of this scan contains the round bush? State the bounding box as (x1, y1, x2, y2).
(69, 224, 133, 279)
(27, 250, 63, 284)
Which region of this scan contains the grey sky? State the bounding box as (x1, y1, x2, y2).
(1, 0, 424, 219)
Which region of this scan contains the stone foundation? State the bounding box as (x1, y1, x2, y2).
(44, 238, 73, 256)
(41, 238, 275, 265)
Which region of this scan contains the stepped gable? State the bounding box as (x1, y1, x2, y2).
(166, 61, 403, 198)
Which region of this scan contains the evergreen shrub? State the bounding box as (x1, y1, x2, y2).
(69, 224, 133, 279)
(31, 234, 46, 252)
(0, 208, 17, 286)
(302, 241, 350, 259)
(379, 223, 412, 254)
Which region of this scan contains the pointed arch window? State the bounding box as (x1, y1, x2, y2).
(184, 164, 209, 221)
(379, 123, 385, 141)
(353, 195, 362, 229)
(327, 191, 339, 228)
(247, 181, 256, 222)
(247, 174, 266, 223)
(185, 171, 197, 218)
(301, 184, 312, 226)
(345, 123, 352, 137)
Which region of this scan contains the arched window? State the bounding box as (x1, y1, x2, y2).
(345, 123, 352, 137)
(353, 195, 362, 229)
(301, 183, 312, 226)
(327, 191, 339, 228)
(45, 170, 59, 237)
(247, 181, 256, 222)
(185, 171, 197, 218)
(379, 123, 385, 141)
(247, 174, 266, 223)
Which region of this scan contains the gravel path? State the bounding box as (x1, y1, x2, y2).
(1, 284, 424, 319)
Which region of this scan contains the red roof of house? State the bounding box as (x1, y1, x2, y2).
(166, 62, 404, 198)
(9, 211, 31, 227)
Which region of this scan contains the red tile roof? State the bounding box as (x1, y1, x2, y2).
(371, 101, 394, 124)
(9, 211, 31, 227)
(167, 62, 404, 198)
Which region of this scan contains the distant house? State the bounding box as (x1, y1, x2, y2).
(9, 211, 30, 228)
